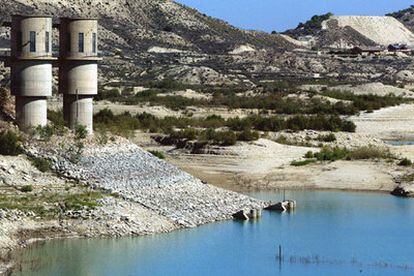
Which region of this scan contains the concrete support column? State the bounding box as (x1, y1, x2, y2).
(63, 94, 93, 133)
(15, 96, 47, 129)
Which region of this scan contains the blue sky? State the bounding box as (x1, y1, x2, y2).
(176, 0, 414, 32)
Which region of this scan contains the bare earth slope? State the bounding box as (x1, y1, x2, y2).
(322, 16, 414, 46)
(388, 5, 414, 33)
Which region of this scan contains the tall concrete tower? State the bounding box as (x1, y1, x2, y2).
(10, 15, 55, 129)
(59, 18, 99, 134)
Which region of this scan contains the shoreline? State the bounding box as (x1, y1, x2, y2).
(0, 185, 402, 275)
(3, 104, 414, 274)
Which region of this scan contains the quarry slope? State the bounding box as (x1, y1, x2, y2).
(322, 16, 414, 46)
(388, 5, 414, 33)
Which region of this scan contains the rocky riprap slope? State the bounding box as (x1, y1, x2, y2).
(29, 140, 265, 228)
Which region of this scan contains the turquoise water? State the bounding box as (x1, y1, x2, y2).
(13, 190, 414, 276)
(386, 140, 414, 146)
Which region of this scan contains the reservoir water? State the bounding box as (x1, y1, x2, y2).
(13, 190, 414, 276)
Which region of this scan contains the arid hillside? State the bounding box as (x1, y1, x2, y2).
(0, 0, 292, 54)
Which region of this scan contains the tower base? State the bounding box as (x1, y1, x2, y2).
(15, 96, 47, 130)
(63, 94, 94, 134)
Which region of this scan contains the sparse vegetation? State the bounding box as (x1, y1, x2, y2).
(293, 146, 394, 166)
(30, 157, 51, 172)
(316, 133, 337, 142)
(291, 159, 316, 166)
(94, 109, 355, 148)
(75, 124, 88, 140)
(322, 90, 408, 111)
(149, 150, 166, 159)
(0, 191, 104, 217)
(398, 158, 412, 167)
(68, 141, 85, 164)
(20, 185, 33, 193)
(0, 130, 23, 156)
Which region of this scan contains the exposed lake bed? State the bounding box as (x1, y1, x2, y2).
(10, 190, 414, 276)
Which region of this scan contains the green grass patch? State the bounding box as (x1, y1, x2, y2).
(291, 159, 317, 166)
(149, 150, 166, 159)
(0, 191, 104, 217)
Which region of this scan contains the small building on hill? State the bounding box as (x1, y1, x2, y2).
(388, 44, 411, 53)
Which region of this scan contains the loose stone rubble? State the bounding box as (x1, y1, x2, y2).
(56, 141, 264, 227)
(27, 139, 265, 228)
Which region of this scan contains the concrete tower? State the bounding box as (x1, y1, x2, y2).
(10, 15, 55, 129)
(59, 18, 99, 134)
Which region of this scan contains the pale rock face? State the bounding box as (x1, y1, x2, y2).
(395, 70, 414, 82)
(229, 45, 256, 55)
(147, 46, 185, 54)
(322, 16, 414, 46)
(157, 65, 237, 86)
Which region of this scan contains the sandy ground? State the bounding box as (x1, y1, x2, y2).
(351, 104, 414, 140)
(351, 103, 414, 160)
(163, 104, 414, 193)
(166, 138, 407, 193)
(49, 99, 259, 119)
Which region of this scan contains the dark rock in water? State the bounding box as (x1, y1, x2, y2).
(265, 202, 286, 212)
(391, 184, 414, 197)
(265, 200, 297, 212)
(232, 210, 249, 220)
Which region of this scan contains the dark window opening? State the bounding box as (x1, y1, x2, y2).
(78, 33, 84, 53)
(29, 31, 36, 52)
(17, 31, 22, 52)
(92, 33, 97, 53)
(45, 31, 50, 53)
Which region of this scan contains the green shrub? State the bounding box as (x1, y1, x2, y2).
(47, 110, 67, 135)
(314, 147, 349, 161)
(347, 146, 393, 160)
(304, 151, 314, 158)
(75, 124, 88, 140)
(317, 133, 337, 142)
(35, 125, 55, 141)
(0, 130, 23, 156)
(20, 185, 33, 193)
(30, 157, 50, 172)
(291, 159, 316, 166)
(311, 146, 393, 162)
(237, 129, 260, 141)
(149, 150, 166, 159)
(398, 158, 412, 167)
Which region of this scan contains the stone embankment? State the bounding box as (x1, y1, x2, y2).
(1, 138, 265, 273)
(30, 139, 265, 228)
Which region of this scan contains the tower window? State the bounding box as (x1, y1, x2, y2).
(45, 31, 50, 53)
(29, 31, 36, 52)
(78, 33, 84, 53)
(92, 33, 97, 54)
